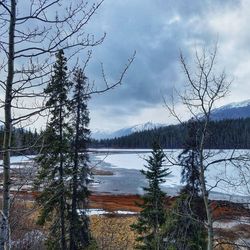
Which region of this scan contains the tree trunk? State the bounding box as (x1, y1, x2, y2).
(1, 1, 16, 249)
(198, 121, 214, 250)
(154, 193, 160, 250)
(200, 166, 213, 250)
(59, 106, 66, 249)
(199, 151, 214, 250)
(70, 85, 81, 250)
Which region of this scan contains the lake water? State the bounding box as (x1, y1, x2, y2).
(89, 149, 250, 203)
(1, 151, 249, 203)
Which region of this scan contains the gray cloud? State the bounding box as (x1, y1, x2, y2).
(80, 0, 244, 130)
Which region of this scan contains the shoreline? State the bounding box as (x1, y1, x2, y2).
(1, 190, 249, 219)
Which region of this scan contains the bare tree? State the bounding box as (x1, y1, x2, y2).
(165, 45, 250, 250)
(0, 1, 135, 249)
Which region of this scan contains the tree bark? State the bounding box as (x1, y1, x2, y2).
(59, 105, 66, 249)
(70, 81, 81, 250)
(199, 122, 214, 250)
(200, 164, 213, 250)
(1, 1, 16, 249)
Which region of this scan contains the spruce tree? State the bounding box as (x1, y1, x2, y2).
(162, 193, 207, 250)
(162, 119, 207, 249)
(178, 119, 201, 195)
(178, 119, 206, 223)
(131, 143, 170, 250)
(69, 68, 91, 249)
(34, 50, 72, 249)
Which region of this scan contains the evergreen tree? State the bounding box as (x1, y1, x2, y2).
(131, 143, 170, 250)
(162, 193, 207, 250)
(178, 119, 201, 195)
(162, 119, 207, 249)
(69, 68, 91, 249)
(34, 50, 72, 249)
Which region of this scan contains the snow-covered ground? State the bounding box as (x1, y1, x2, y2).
(89, 148, 152, 153)
(0, 155, 35, 164)
(0, 155, 35, 173)
(78, 209, 137, 216)
(92, 149, 250, 200)
(213, 217, 250, 229)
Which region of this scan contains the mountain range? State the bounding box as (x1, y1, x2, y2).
(92, 122, 164, 140)
(92, 99, 250, 140)
(210, 99, 250, 120)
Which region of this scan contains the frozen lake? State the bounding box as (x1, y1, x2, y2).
(0, 150, 249, 203)
(90, 149, 250, 203)
(0, 155, 35, 172)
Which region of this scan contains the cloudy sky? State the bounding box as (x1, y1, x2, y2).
(2, 0, 248, 131)
(81, 0, 250, 131)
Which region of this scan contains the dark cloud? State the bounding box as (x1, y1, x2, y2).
(82, 0, 243, 130)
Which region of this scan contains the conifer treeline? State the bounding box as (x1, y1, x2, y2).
(0, 127, 40, 155)
(92, 118, 250, 149)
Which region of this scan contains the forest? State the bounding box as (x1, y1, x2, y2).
(0, 127, 40, 156)
(93, 117, 250, 149)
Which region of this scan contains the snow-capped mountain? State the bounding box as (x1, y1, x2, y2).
(92, 100, 250, 140)
(91, 122, 165, 140)
(211, 99, 250, 120)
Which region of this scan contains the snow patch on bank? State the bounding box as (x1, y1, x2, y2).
(78, 209, 138, 216)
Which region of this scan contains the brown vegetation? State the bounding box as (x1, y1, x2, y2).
(89, 194, 143, 212)
(211, 200, 250, 220)
(91, 168, 114, 176)
(0, 193, 249, 249)
(90, 215, 137, 249)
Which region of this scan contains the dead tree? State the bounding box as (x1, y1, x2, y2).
(166, 45, 250, 250)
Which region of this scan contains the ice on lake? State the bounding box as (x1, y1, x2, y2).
(1, 150, 249, 203)
(91, 149, 250, 202)
(0, 155, 35, 173)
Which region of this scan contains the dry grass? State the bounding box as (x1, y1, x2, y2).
(89, 194, 143, 212)
(90, 215, 138, 250)
(0, 194, 249, 249)
(2, 199, 46, 250)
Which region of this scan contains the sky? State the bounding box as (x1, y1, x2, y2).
(79, 0, 250, 131)
(1, 0, 250, 132)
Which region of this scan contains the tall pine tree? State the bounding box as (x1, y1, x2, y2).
(131, 143, 170, 250)
(69, 68, 91, 249)
(162, 119, 206, 249)
(34, 50, 72, 249)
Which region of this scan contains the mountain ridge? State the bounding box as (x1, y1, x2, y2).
(92, 99, 250, 140)
(92, 122, 165, 140)
(210, 99, 250, 121)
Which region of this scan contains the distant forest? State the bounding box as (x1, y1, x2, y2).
(4, 117, 250, 155)
(91, 118, 250, 149)
(0, 127, 40, 156)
